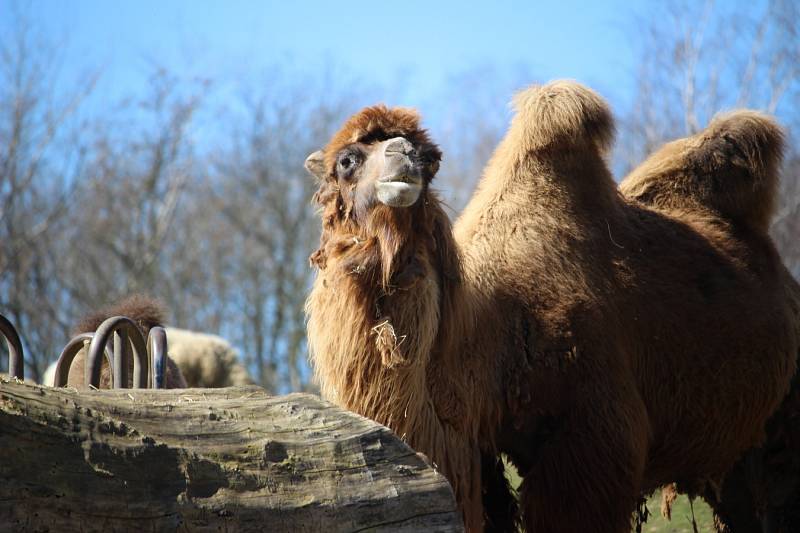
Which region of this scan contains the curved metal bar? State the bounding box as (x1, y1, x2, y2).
(53, 333, 113, 387)
(113, 329, 129, 388)
(0, 314, 24, 379)
(148, 327, 168, 389)
(86, 316, 148, 389)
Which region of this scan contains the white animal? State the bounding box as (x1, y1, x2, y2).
(163, 327, 253, 388)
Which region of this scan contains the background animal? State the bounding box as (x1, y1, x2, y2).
(45, 296, 253, 389)
(43, 327, 253, 389)
(621, 112, 800, 533)
(64, 295, 187, 389)
(305, 82, 797, 532)
(164, 328, 254, 388)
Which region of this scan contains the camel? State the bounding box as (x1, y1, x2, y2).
(620, 112, 800, 532)
(65, 295, 187, 388)
(304, 82, 797, 532)
(163, 328, 254, 388)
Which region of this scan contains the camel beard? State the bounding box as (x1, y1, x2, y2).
(305, 198, 486, 529)
(306, 212, 441, 415)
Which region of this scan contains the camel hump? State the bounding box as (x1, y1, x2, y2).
(510, 80, 615, 153)
(72, 294, 166, 337)
(621, 110, 784, 231)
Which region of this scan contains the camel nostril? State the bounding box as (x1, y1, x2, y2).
(384, 137, 414, 155)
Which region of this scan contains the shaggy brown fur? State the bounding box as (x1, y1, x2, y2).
(621, 111, 784, 232)
(305, 82, 797, 532)
(321, 104, 439, 177)
(66, 295, 186, 388)
(621, 113, 800, 532)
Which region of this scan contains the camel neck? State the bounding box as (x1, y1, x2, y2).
(305, 208, 488, 518)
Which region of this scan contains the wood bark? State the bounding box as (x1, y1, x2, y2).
(0, 377, 462, 532)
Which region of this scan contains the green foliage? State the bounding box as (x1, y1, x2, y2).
(639, 494, 715, 533)
(503, 460, 715, 532)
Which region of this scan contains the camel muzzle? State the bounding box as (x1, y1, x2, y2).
(375, 137, 423, 208)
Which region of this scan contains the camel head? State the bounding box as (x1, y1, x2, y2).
(305, 105, 441, 212)
(306, 134, 430, 208)
(305, 105, 448, 286)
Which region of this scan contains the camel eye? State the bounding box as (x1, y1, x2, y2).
(337, 152, 359, 178)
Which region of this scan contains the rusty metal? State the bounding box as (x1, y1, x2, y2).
(53, 333, 113, 387)
(0, 314, 24, 380)
(148, 327, 168, 389)
(86, 316, 148, 389)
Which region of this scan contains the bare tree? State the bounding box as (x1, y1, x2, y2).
(0, 7, 97, 381)
(205, 82, 365, 392)
(0, 21, 370, 392)
(14, 0, 794, 395)
(56, 68, 206, 312)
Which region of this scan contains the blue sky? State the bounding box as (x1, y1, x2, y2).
(13, 0, 646, 116)
(5, 0, 778, 173)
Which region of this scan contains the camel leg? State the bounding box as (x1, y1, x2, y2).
(519, 385, 649, 533)
(481, 452, 520, 532)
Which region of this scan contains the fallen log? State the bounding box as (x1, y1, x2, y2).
(0, 377, 462, 532)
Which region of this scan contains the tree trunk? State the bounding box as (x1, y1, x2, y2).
(0, 377, 462, 532)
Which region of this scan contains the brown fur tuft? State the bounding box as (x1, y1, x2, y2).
(322, 105, 441, 178)
(510, 80, 615, 154)
(72, 294, 166, 337)
(621, 110, 784, 231)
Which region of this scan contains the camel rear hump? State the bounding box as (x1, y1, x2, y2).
(621, 110, 785, 232)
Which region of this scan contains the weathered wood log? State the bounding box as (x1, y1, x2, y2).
(0, 377, 462, 532)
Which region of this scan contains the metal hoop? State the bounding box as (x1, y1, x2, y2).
(0, 314, 24, 380)
(148, 327, 168, 389)
(86, 316, 148, 389)
(53, 333, 114, 387)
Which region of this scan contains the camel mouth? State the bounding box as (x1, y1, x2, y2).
(375, 177, 423, 207)
(377, 173, 422, 185)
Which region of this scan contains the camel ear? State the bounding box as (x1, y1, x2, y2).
(304, 150, 326, 180)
